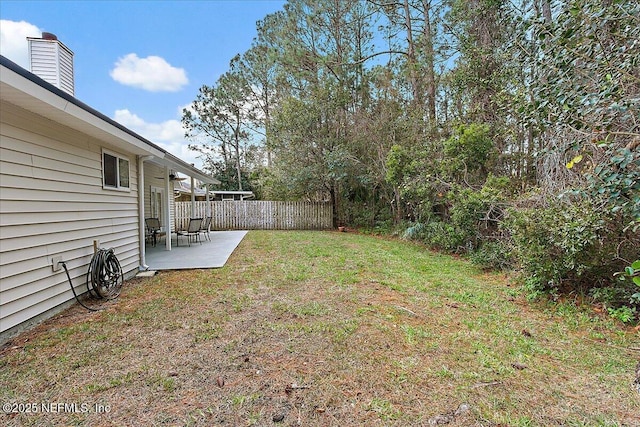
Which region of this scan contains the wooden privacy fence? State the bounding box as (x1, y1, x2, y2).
(175, 201, 333, 231)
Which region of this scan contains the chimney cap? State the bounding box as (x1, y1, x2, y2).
(42, 32, 58, 41)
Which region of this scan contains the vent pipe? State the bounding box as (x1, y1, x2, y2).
(27, 32, 75, 96)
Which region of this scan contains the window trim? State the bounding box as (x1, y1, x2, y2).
(102, 149, 131, 191)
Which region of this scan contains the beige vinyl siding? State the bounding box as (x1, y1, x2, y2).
(0, 101, 140, 333)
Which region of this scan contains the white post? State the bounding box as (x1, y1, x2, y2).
(190, 175, 196, 217)
(206, 184, 211, 217)
(164, 166, 172, 251)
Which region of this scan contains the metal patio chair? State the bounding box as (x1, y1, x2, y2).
(145, 218, 166, 247)
(176, 218, 203, 247)
(200, 216, 212, 241)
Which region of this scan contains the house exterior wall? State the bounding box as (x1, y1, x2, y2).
(0, 101, 141, 335)
(143, 163, 175, 233)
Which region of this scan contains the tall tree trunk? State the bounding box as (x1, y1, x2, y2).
(330, 183, 338, 228)
(234, 119, 243, 191)
(394, 186, 402, 223)
(265, 108, 272, 168)
(403, 0, 422, 107)
(423, 0, 437, 126)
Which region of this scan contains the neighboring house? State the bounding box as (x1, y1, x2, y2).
(173, 175, 209, 201)
(173, 177, 255, 202)
(211, 190, 255, 201)
(0, 35, 219, 341)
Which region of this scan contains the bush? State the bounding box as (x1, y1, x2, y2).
(423, 220, 468, 252)
(590, 285, 638, 311)
(401, 220, 453, 250)
(447, 188, 485, 251)
(607, 306, 636, 324)
(400, 176, 513, 254)
(470, 240, 514, 271)
(402, 222, 427, 241)
(506, 197, 638, 303)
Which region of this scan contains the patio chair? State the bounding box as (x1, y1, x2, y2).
(176, 218, 203, 247)
(200, 216, 212, 241)
(145, 218, 166, 247)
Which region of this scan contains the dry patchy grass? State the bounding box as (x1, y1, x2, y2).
(1, 230, 639, 426)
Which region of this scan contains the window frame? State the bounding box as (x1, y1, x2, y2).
(102, 149, 131, 191)
(150, 186, 165, 223)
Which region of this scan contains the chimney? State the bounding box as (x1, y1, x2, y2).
(27, 32, 75, 96)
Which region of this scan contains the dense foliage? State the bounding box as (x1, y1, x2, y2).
(183, 0, 639, 319)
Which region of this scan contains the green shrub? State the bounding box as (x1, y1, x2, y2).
(589, 286, 628, 307)
(402, 218, 472, 253)
(400, 176, 513, 255)
(442, 123, 495, 183)
(422, 220, 468, 252)
(506, 197, 638, 302)
(607, 306, 636, 323)
(470, 240, 514, 271)
(447, 188, 485, 250)
(402, 222, 427, 241)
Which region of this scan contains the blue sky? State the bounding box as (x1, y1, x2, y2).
(0, 0, 286, 168)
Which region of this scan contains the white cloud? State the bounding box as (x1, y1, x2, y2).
(0, 20, 42, 69)
(113, 109, 202, 169)
(114, 109, 183, 141)
(110, 53, 188, 92)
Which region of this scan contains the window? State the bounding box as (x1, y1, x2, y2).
(103, 150, 130, 190)
(150, 186, 164, 222)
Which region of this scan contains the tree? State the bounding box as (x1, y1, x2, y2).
(254, 0, 379, 225)
(240, 21, 282, 167)
(528, 0, 640, 223)
(369, 0, 445, 128)
(183, 63, 254, 190)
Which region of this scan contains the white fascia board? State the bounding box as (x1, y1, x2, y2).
(60, 100, 165, 157)
(162, 153, 220, 185)
(1, 65, 68, 111)
(144, 154, 219, 185)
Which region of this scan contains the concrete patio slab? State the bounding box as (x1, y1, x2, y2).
(145, 230, 248, 270)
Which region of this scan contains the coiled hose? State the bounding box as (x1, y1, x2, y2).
(61, 248, 123, 312)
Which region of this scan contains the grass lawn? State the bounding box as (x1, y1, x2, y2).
(1, 230, 639, 426)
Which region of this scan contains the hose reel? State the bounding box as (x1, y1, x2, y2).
(62, 248, 123, 311)
(86, 248, 123, 300)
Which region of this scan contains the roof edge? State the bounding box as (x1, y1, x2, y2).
(1, 55, 168, 154)
(1, 54, 217, 184)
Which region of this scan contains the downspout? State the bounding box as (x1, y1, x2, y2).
(164, 166, 172, 251)
(138, 155, 153, 270)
